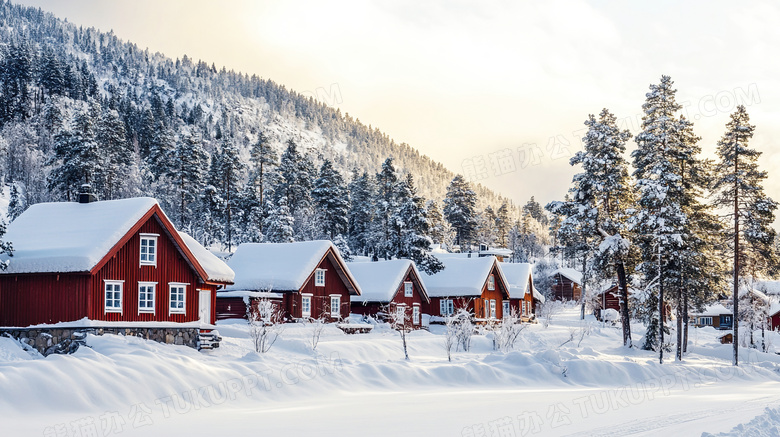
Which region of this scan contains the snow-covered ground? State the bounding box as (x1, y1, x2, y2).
(2, 307, 780, 436)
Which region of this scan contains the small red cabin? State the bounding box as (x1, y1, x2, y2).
(421, 256, 510, 321)
(0, 197, 235, 329)
(348, 259, 430, 328)
(500, 262, 544, 321)
(549, 268, 582, 301)
(216, 241, 361, 322)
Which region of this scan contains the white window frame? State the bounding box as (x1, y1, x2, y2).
(413, 305, 420, 324)
(700, 316, 712, 325)
(330, 295, 341, 318)
(490, 299, 496, 319)
(404, 281, 413, 297)
(522, 300, 528, 316)
(440, 299, 454, 316)
(138, 282, 157, 314)
(168, 282, 188, 315)
(139, 233, 159, 267)
(503, 300, 510, 318)
(396, 305, 406, 323)
(488, 274, 495, 291)
(104, 280, 124, 314)
(484, 299, 490, 318)
(301, 294, 312, 318)
(315, 269, 326, 287)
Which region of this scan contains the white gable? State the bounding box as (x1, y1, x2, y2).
(178, 232, 234, 283)
(348, 259, 426, 304)
(1, 197, 159, 274)
(421, 255, 507, 297)
(549, 268, 583, 285)
(225, 240, 360, 294)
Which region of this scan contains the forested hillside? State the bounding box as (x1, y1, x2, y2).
(0, 2, 518, 250)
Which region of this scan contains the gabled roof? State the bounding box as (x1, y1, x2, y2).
(224, 240, 361, 295)
(0, 197, 231, 285)
(178, 232, 235, 283)
(500, 262, 545, 303)
(347, 259, 429, 304)
(421, 255, 509, 298)
(691, 303, 732, 317)
(550, 268, 582, 285)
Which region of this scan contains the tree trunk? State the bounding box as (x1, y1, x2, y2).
(733, 158, 739, 366)
(659, 243, 664, 365)
(580, 254, 587, 320)
(617, 261, 632, 347)
(683, 291, 689, 354)
(676, 284, 682, 361)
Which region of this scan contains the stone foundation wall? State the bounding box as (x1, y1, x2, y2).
(0, 327, 201, 356)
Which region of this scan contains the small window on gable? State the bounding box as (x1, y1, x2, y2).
(104, 280, 123, 313)
(315, 269, 326, 287)
(488, 274, 495, 291)
(404, 281, 413, 297)
(140, 234, 158, 266)
(169, 283, 187, 314)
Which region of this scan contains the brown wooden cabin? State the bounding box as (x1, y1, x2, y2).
(348, 259, 430, 328)
(690, 304, 733, 329)
(550, 268, 582, 301)
(216, 241, 361, 322)
(421, 256, 510, 322)
(593, 284, 635, 320)
(0, 197, 234, 333)
(500, 262, 544, 322)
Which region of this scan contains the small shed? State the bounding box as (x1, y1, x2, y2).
(549, 268, 582, 301)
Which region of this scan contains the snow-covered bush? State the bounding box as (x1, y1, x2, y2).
(491, 309, 526, 352)
(247, 298, 284, 353)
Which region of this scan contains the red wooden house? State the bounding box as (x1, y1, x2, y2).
(500, 262, 544, 321)
(549, 268, 582, 301)
(348, 259, 430, 328)
(216, 240, 361, 322)
(0, 197, 235, 347)
(421, 255, 510, 321)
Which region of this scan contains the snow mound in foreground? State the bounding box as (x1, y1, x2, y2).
(702, 407, 780, 437)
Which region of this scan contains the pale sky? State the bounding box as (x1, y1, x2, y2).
(14, 0, 780, 209)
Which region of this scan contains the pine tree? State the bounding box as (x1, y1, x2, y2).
(572, 108, 635, 346)
(426, 199, 447, 247)
(712, 105, 779, 366)
(209, 138, 245, 250)
(168, 130, 209, 228)
(443, 175, 478, 250)
(312, 159, 349, 240)
(495, 202, 511, 247)
(47, 107, 101, 201)
(393, 174, 443, 274)
(7, 183, 25, 221)
(249, 131, 278, 224)
(630, 76, 687, 362)
(277, 139, 313, 215)
(347, 170, 375, 255)
(95, 108, 132, 199)
(263, 197, 295, 243)
(371, 157, 399, 259)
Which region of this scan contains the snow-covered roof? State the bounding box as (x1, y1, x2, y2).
(500, 263, 532, 299)
(549, 268, 582, 285)
(178, 232, 234, 283)
(421, 256, 508, 298)
(755, 280, 780, 296)
(225, 240, 361, 294)
(1, 197, 159, 274)
(739, 287, 770, 305)
(479, 247, 513, 257)
(347, 259, 428, 304)
(692, 303, 731, 317)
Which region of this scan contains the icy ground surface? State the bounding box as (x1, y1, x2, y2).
(2, 307, 780, 436)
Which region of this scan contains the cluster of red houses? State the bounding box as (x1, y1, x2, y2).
(0, 197, 544, 351)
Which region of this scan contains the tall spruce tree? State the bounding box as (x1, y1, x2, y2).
(347, 169, 375, 256)
(392, 174, 443, 274)
(169, 131, 209, 228)
(372, 157, 399, 259)
(712, 105, 779, 366)
(312, 159, 349, 240)
(263, 196, 295, 243)
(630, 76, 687, 362)
(443, 174, 478, 250)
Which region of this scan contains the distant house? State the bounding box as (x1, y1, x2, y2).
(500, 262, 544, 321)
(421, 255, 510, 322)
(348, 259, 429, 328)
(216, 241, 361, 322)
(0, 196, 234, 349)
(549, 268, 582, 301)
(593, 284, 634, 319)
(477, 244, 513, 262)
(690, 304, 733, 329)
